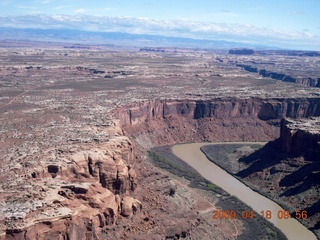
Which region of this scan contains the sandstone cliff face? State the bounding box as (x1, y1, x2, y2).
(280, 117, 320, 154)
(119, 98, 320, 125)
(118, 98, 320, 145)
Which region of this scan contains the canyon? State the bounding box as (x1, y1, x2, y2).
(119, 97, 320, 238)
(0, 43, 320, 239)
(119, 97, 320, 145)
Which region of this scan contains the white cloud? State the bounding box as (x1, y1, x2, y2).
(0, 14, 319, 49)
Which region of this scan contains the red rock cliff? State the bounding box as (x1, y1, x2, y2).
(118, 97, 320, 146)
(280, 117, 320, 154)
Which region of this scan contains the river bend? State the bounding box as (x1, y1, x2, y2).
(172, 142, 317, 240)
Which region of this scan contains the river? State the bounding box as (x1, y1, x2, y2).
(172, 142, 317, 240)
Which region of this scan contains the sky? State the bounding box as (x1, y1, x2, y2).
(0, 0, 319, 50)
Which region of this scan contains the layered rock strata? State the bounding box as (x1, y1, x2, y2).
(281, 117, 320, 154)
(118, 98, 320, 146)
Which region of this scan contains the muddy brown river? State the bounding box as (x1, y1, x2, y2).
(172, 142, 317, 240)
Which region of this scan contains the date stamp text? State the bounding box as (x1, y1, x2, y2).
(212, 209, 308, 220)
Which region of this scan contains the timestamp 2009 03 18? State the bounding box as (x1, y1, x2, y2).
(212, 209, 308, 220)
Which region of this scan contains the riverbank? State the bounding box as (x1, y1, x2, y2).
(201, 142, 320, 239)
(171, 142, 317, 240)
(150, 145, 287, 240)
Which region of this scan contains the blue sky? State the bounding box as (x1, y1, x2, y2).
(0, 0, 319, 50)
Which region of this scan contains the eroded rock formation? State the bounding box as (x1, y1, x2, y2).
(0, 125, 141, 240)
(280, 117, 320, 154)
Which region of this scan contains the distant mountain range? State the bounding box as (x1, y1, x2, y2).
(0, 27, 277, 50)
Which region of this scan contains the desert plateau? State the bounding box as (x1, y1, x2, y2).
(0, 41, 320, 240)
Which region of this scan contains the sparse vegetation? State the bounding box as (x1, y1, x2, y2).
(206, 183, 217, 189)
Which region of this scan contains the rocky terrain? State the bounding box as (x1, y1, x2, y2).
(280, 117, 320, 154)
(0, 42, 320, 239)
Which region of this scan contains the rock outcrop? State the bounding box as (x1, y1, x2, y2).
(0, 125, 141, 240)
(120, 196, 142, 217)
(280, 117, 320, 155)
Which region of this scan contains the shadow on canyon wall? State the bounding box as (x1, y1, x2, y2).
(279, 162, 320, 197)
(236, 139, 284, 176)
(236, 139, 320, 230)
(237, 139, 320, 182)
